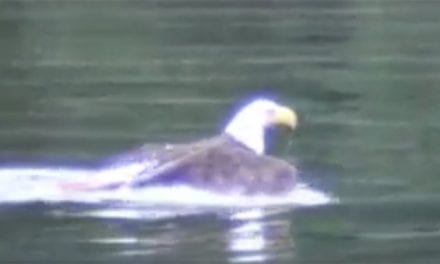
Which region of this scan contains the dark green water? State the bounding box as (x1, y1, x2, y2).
(1, 0, 440, 263)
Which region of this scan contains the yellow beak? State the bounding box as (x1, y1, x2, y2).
(269, 105, 298, 129)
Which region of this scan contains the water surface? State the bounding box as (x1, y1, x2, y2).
(1, 0, 440, 263)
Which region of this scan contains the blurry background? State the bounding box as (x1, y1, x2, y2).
(1, 0, 440, 263)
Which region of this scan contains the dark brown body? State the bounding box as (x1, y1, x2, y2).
(127, 135, 297, 195)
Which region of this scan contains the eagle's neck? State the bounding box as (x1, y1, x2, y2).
(224, 118, 265, 155)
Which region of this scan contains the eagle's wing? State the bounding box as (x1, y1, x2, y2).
(59, 137, 226, 191)
(126, 136, 231, 187)
(61, 136, 297, 195)
(104, 136, 223, 170)
(127, 137, 297, 194)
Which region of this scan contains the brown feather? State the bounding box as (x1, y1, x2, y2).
(128, 135, 297, 195)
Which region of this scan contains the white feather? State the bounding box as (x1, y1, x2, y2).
(224, 99, 279, 155)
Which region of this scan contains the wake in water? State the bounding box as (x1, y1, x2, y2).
(0, 165, 334, 208)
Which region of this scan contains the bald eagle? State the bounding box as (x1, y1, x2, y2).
(63, 99, 299, 195)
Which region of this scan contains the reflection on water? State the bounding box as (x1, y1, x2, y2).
(74, 207, 297, 263)
(229, 221, 267, 262)
(228, 209, 294, 263)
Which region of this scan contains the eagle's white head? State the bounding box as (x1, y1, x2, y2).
(224, 98, 297, 155)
